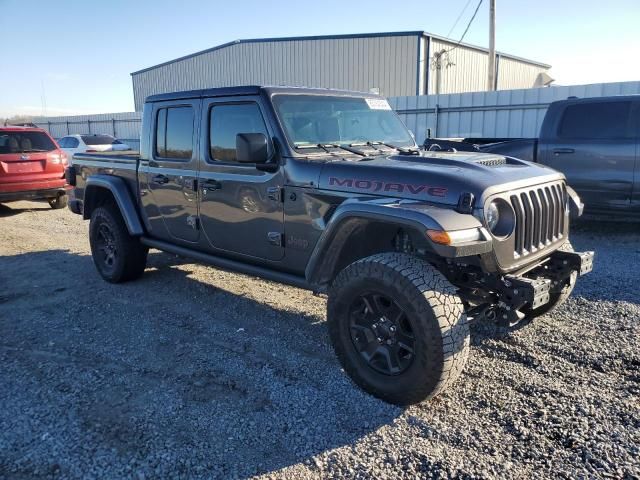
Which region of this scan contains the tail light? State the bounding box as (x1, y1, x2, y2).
(48, 152, 66, 165)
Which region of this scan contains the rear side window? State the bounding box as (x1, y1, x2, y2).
(67, 137, 79, 148)
(155, 106, 194, 159)
(0, 131, 56, 154)
(558, 101, 631, 139)
(209, 103, 269, 162)
(81, 134, 117, 145)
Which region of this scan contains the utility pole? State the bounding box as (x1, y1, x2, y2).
(487, 0, 496, 91)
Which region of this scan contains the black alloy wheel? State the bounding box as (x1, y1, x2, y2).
(95, 222, 118, 274)
(348, 292, 416, 375)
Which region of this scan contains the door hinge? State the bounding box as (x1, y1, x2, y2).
(267, 232, 284, 247)
(267, 186, 284, 202)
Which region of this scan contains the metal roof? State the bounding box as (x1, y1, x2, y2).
(131, 31, 550, 76)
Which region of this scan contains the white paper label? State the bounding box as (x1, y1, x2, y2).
(365, 98, 392, 110)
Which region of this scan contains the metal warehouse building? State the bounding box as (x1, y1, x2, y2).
(131, 31, 551, 111)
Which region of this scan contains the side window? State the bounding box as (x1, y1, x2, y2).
(68, 137, 79, 148)
(209, 103, 269, 162)
(58, 137, 68, 148)
(155, 106, 194, 159)
(558, 101, 631, 139)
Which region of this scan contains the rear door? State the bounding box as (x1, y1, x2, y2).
(540, 100, 635, 212)
(139, 100, 200, 243)
(197, 97, 285, 261)
(0, 130, 64, 187)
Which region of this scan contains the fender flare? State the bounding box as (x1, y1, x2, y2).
(305, 198, 491, 286)
(83, 175, 144, 236)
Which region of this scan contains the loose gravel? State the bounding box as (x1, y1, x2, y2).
(0, 200, 638, 479)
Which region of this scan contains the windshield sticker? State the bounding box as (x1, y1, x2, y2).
(365, 98, 392, 110)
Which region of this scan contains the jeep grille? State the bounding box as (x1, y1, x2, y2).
(510, 182, 567, 258)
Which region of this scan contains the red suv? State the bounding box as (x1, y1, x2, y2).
(0, 126, 70, 209)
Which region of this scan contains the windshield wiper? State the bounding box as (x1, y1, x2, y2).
(295, 143, 370, 157)
(368, 141, 420, 155)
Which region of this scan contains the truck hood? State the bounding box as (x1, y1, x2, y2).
(318, 151, 564, 206)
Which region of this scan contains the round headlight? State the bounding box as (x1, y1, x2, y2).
(484, 199, 515, 238)
(485, 201, 500, 231)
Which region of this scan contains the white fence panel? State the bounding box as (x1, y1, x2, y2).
(390, 80, 640, 141)
(33, 112, 142, 150)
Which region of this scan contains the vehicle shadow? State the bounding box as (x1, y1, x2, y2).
(0, 249, 406, 478)
(0, 201, 51, 217)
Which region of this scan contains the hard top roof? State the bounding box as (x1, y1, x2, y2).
(145, 85, 382, 104)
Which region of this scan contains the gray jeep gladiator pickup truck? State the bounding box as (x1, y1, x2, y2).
(66, 86, 594, 405)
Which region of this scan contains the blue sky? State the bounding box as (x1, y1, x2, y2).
(1, 0, 639, 117)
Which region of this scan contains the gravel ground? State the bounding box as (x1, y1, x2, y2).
(0, 200, 638, 479)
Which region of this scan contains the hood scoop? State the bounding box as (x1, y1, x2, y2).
(473, 157, 507, 167)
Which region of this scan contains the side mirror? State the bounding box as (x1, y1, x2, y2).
(236, 133, 269, 164)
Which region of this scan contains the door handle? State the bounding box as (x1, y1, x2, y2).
(202, 179, 222, 191)
(152, 174, 169, 184)
(553, 148, 575, 155)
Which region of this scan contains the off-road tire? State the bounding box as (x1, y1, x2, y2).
(89, 204, 148, 283)
(524, 241, 577, 319)
(48, 194, 68, 209)
(327, 252, 470, 405)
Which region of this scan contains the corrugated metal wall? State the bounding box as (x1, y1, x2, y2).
(497, 56, 548, 90)
(132, 35, 419, 111)
(428, 39, 490, 94)
(389, 81, 640, 141)
(32, 112, 142, 150)
(427, 38, 548, 94)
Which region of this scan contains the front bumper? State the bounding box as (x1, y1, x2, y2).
(499, 248, 593, 315)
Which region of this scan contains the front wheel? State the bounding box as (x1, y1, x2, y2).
(89, 204, 148, 283)
(327, 253, 470, 405)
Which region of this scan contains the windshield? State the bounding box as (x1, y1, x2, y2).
(0, 131, 56, 154)
(272, 95, 415, 149)
(81, 134, 121, 145)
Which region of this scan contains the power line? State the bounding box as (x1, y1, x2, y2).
(445, 0, 484, 54)
(446, 0, 474, 38)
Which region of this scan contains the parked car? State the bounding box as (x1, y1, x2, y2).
(66, 86, 593, 405)
(58, 134, 131, 162)
(481, 96, 640, 218)
(0, 125, 70, 208)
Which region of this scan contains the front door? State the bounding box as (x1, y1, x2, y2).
(197, 97, 284, 261)
(140, 100, 200, 243)
(541, 99, 635, 213)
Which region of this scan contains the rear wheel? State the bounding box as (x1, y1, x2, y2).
(48, 194, 68, 209)
(89, 204, 148, 283)
(327, 253, 470, 405)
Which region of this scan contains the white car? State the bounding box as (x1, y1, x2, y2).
(57, 134, 131, 162)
